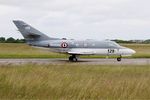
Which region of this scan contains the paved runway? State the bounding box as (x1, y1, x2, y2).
(0, 58, 150, 65)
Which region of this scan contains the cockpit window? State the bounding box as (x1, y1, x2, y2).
(108, 42, 120, 47)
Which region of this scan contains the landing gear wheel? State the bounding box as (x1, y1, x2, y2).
(117, 55, 122, 62)
(69, 56, 73, 61)
(117, 57, 121, 62)
(72, 57, 78, 62)
(69, 55, 78, 62)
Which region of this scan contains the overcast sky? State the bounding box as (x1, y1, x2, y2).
(0, 0, 150, 40)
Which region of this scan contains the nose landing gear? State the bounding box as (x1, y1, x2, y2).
(117, 55, 122, 62)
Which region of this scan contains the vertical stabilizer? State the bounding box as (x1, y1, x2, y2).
(13, 20, 58, 43)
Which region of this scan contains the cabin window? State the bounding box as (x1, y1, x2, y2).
(92, 44, 95, 46)
(84, 43, 87, 47)
(76, 44, 79, 47)
(71, 42, 74, 45)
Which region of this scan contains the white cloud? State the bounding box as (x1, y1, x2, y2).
(0, 5, 19, 15)
(0, 0, 150, 40)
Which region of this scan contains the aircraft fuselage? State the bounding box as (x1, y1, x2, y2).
(13, 20, 136, 62)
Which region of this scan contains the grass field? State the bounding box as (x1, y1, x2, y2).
(0, 43, 149, 58)
(123, 44, 150, 58)
(0, 63, 150, 99)
(0, 43, 66, 58)
(0, 43, 150, 99)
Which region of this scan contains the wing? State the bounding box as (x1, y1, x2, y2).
(67, 48, 95, 55)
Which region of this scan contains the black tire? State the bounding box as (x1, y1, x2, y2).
(73, 57, 78, 62)
(69, 56, 73, 61)
(117, 57, 121, 62)
(69, 56, 78, 62)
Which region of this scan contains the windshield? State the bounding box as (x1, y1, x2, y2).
(108, 41, 121, 47)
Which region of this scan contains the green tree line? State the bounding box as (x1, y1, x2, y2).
(112, 39, 150, 44)
(0, 37, 25, 43)
(0, 37, 150, 43)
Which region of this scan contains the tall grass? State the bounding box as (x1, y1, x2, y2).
(0, 64, 150, 99)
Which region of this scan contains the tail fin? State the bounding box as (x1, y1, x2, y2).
(13, 20, 58, 43)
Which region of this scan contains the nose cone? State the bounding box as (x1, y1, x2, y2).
(119, 48, 136, 56)
(128, 49, 136, 54)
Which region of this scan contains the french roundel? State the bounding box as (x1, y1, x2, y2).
(61, 42, 68, 48)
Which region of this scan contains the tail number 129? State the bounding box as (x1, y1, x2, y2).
(108, 49, 115, 54)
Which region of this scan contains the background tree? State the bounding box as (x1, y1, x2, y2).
(0, 37, 5, 43)
(6, 37, 16, 43)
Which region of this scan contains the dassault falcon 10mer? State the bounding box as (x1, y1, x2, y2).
(13, 20, 136, 62)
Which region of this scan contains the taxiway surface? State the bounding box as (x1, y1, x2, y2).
(0, 58, 149, 65)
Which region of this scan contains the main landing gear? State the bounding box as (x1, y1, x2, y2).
(117, 55, 122, 62)
(69, 55, 78, 62)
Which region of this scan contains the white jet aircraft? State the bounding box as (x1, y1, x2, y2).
(13, 20, 136, 62)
